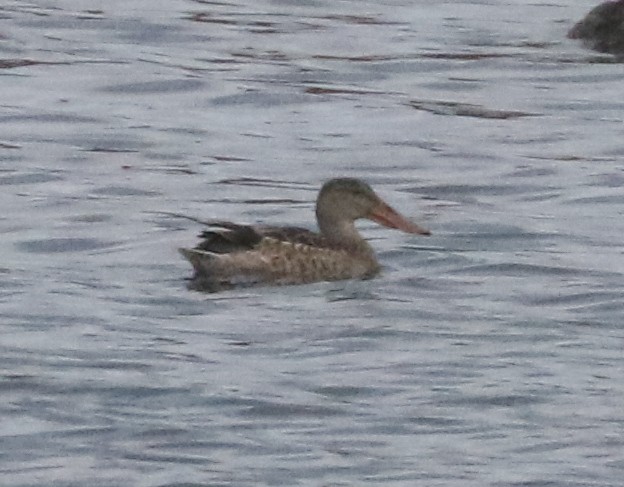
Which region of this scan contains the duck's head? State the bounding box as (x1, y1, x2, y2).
(316, 178, 430, 236)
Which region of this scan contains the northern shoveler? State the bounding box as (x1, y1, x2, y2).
(568, 1, 624, 55)
(179, 178, 430, 291)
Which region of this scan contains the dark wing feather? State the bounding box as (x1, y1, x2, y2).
(195, 222, 261, 253)
(194, 221, 331, 254)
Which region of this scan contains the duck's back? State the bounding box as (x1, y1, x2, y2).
(195, 221, 334, 252)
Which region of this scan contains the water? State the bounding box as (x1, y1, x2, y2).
(2, 1, 623, 486)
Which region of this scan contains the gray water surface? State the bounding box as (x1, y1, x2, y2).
(1, 1, 623, 486)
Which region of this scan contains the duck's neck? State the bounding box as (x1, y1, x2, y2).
(318, 217, 371, 252)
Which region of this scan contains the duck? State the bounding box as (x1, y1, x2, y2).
(568, 1, 624, 56)
(179, 178, 430, 291)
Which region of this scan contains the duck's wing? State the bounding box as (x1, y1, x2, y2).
(193, 221, 329, 254)
(194, 221, 261, 253)
(255, 225, 332, 249)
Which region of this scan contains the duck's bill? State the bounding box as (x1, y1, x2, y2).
(369, 203, 431, 235)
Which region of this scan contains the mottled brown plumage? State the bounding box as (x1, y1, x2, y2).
(179, 178, 430, 291)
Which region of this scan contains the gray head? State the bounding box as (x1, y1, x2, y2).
(316, 178, 381, 222)
(315, 178, 430, 238)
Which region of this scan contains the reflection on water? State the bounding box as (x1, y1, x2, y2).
(2, 1, 624, 486)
